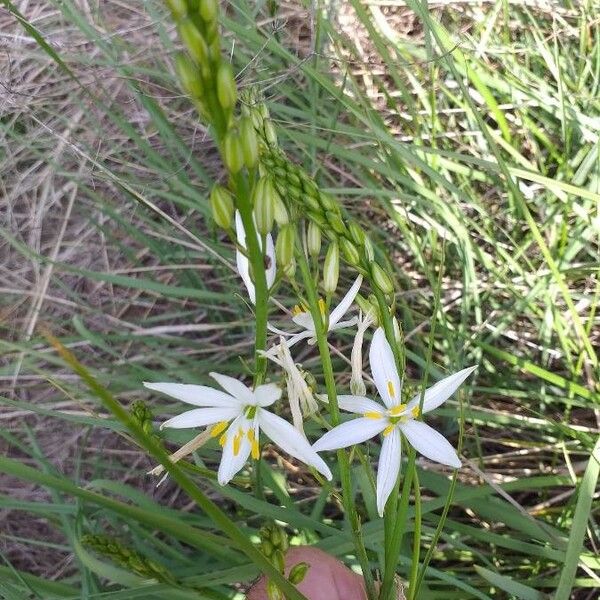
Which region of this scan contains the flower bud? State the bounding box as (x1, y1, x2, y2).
(175, 54, 202, 98)
(364, 235, 375, 262)
(267, 581, 284, 600)
(178, 20, 208, 66)
(261, 539, 274, 557)
(283, 258, 296, 278)
(223, 131, 244, 173)
(273, 549, 286, 574)
(263, 118, 278, 146)
(210, 185, 234, 229)
(253, 176, 276, 235)
(216, 62, 237, 110)
(327, 211, 346, 235)
(371, 262, 394, 295)
(288, 562, 310, 585)
(276, 225, 295, 269)
(323, 242, 340, 294)
(166, 0, 187, 19)
(307, 221, 321, 257)
(269, 526, 289, 552)
(273, 195, 289, 225)
(319, 193, 336, 212)
(348, 220, 366, 246)
(340, 237, 360, 266)
(239, 116, 259, 168)
(199, 0, 218, 23)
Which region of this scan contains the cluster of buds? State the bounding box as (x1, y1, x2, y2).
(82, 534, 176, 584)
(258, 525, 309, 600)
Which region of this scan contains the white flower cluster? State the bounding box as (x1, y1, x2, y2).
(144, 220, 476, 515)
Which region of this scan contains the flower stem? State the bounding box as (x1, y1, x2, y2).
(296, 250, 377, 600)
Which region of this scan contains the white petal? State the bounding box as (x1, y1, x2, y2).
(376, 427, 401, 517)
(399, 420, 461, 468)
(265, 233, 276, 288)
(254, 383, 282, 407)
(292, 312, 315, 331)
(369, 327, 402, 408)
(209, 372, 254, 405)
(329, 317, 359, 331)
(408, 366, 477, 414)
(235, 212, 256, 304)
(257, 410, 332, 480)
(285, 331, 314, 347)
(161, 406, 239, 429)
(329, 275, 362, 327)
(312, 417, 386, 452)
(143, 382, 240, 408)
(217, 415, 252, 485)
(337, 395, 385, 415)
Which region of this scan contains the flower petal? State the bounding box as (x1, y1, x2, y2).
(254, 383, 282, 407)
(218, 415, 252, 485)
(210, 372, 254, 405)
(399, 419, 461, 468)
(285, 331, 314, 347)
(292, 311, 315, 330)
(337, 395, 386, 415)
(143, 382, 240, 407)
(235, 211, 256, 304)
(369, 327, 402, 408)
(265, 233, 276, 289)
(312, 417, 387, 452)
(329, 275, 362, 327)
(161, 406, 239, 429)
(408, 366, 477, 414)
(257, 409, 332, 480)
(329, 318, 359, 331)
(376, 427, 401, 517)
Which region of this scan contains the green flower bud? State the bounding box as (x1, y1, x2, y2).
(273, 549, 285, 574)
(216, 62, 237, 110)
(319, 193, 336, 212)
(371, 262, 394, 295)
(273, 195, 289, 226)
(199, 0, 218, 23)
(288, 562, 310, 585)
(276, 225, 295, 269)
(307, 221, 321, 257)
(323, 242, 340, 294)
(175, 54, 202, 98)
(239, 116, 259, 168)
(223, 131, 244, 173)
(178, 20, 208, 66)
(210, 185, 234, 229)
(283, 258, 296, 277)
(327, 211, 347, 235)
(253, 176, 276, 235)
(269, 526, 289, 552)
(263, 118, 278, 146)
(166, 0, 187, 19)
(364, 235, 375, 262)
(348, 220, 366, 246)
(340, 237, 360, 266)
(267, 580, 284, 600)
(261, 539, 274, 557)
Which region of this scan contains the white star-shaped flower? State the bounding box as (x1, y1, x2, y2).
(235, 211, 276, 304)
(269, 275, 363, 347)
(312, 327, 476, 516)
(145, 373, 332, 485)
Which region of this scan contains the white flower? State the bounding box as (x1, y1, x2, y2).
(144, 373, 331, 485)
(268, 275, 363, 347)
(235, 211, 276, 304)
(350, 310, 376, 396)
(313, 327, 476, 516)
(261, 337, 318, 433)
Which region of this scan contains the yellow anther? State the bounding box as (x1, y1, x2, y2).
(251, 439, 260, 459)
(383, 424, 395, 436)
(233, 432, 242, 456)
(219, 433, 227, 447)
(318, 298, 327, 316)
(389, 404, 407, 417)
(387, 380, 396, 399)
(364, 411, 383, 420)
(247, 429, 255, 443)
(210, 421, 228, 438)
(411, 406, 421, 418)
(292, 304, 304, 316)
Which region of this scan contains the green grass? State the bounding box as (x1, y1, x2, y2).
(1, 0, 598, 598)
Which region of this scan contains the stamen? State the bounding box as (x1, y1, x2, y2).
(389, 404, 407, 417)
(210, 421, 228, 438)
(292, 304, 303, 316)
(251, 438, 260, 459)
(233, 431, 242, 456)
(411, 406, 421, 418)
(383, 424, 395, 436)
(247, 429, 255, 442)
(219, 433, 227, 447)
(318, 298, 326, 316)
(364, 411, 383, 420)
(387, 380, 396, 399)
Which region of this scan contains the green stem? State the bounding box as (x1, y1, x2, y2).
(296, 251, 377, 600)
(408, 471, 421, 599)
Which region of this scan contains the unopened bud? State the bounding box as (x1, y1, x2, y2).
(210, 185, 234, 229)
(371, 262, 394, 295)
(307, 221, 321, 257)
(199, 0, 218, 22)
(283, 258, 296, 277)
(223, 131, 244, 173)
(253, 176, 276, 235)
(179, 20, 208, 66)
(288, 562, 310, 585)
(327, 211, 346, 235)
(340, 237, 360, 266)
(269, 527, 288, 552)
(319, 193, 336, 212)
(323, 242, 340, 294)
(267, 580, 284, 600)
(348, 221, 366, 246)
(273, 195, 289, 226)
(239, 116, 259, 168)
(166, 0, 187, 19)
(263, 118, 278, 146)
(276, 225, 295, 269)
(364, 236, 375, 262)
(273, 549, 286, 574)
(175, 54, 202, 98)
(261, 539, 274, 557)
(216, 62, 237, 110)
(393, 316, 403, 344)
